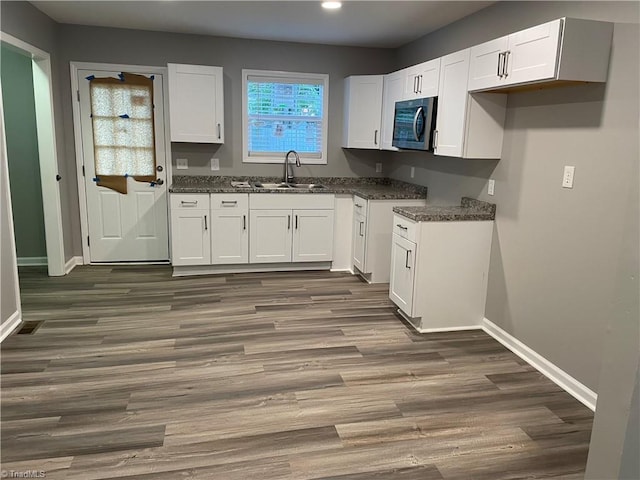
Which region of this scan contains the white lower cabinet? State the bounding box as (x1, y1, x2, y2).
(293, 209, 334, 262)
(389, 214, 494, 332)
(352, 195, 426, 284)
(249, 209, 293, 263)
(170, 194, 211, 266)
(211, 194, 248, 264)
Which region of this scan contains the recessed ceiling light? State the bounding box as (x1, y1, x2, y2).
(322, 2, 342, 10)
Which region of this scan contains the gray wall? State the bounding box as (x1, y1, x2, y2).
(388, 1, 639, 395)
(1, 44, 47, 259)
(0, 1, 75, 262)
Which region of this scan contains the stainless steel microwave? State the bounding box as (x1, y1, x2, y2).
(392, 97, 437, 151)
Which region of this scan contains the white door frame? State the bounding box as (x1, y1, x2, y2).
(70, 62, 172, 264)
(0, 32, 66, 276)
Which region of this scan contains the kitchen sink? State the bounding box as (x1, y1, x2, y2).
(252, 182, 326, 190)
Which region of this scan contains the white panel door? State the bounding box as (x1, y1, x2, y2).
(211, 210, 248, 264)
(403, 59, 440, 100)
(505, 19, 562, 86)
(293, 209, 334, 262)
(352, 211, 367, 272)
(249, 209, 292, 263)
(434, 49, 471, 158)
(167, 63, 224, 143)
(343, 75, 383, 149)
(380, 71, 404, 151)
(170, 209, 210, 266)
(389, 233, 416, 315)
(468, 36, 509, 91)
(78, 68, 169, 263)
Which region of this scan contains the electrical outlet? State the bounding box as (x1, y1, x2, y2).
(562, 165, 575, 188)
(176, 158, 188, 170)
(410, 166, 415, 178)
(488, 179, 495, 196)
(375, 163, 382, 173)
(211, 158, 220, 171)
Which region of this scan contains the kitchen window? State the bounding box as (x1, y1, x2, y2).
(242, 69, 329, 164)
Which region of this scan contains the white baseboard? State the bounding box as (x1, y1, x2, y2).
(1, 310, 22, 343)
(17, 256, 47, 266)
(64, 256, 84, 274)
(482, 317, 597, 411)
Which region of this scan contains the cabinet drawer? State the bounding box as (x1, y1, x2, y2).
(393, 214, 418, 242)
(211, 193, 248, 211)
(170, 194, 210, 210)
(353, 196, 367, 217)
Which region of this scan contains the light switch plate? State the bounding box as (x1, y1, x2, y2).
(562, 165, 575, 188)
(375, 163, 382, 173)
(488, 179, 495, 196)
(176, 158, 188, 170)
(211, 158, 220, 171)
(410, 167, 415, 178)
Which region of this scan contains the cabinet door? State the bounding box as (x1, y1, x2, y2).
(170, 209, 210, 265)
(249, 210, 292, 263)
(342, 76, 383, 149)
(380, 71, 404, 151)
(352, 211, 367, 272)
(403, 59, 440, 100)
(292, 209, 334, 262)
(434, 49, 471, 158)
(168, 63, 224, 143)
(505, 19, 561, 86)
(389, 234, 416, 315)
(468, 36, 509, 91)
(211, 210, 248, 264)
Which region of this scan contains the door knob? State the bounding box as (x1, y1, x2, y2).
(155, 178, 164, 185)
(156, 165, 163, 172)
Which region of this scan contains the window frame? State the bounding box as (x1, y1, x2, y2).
(242, 69, 329, 164)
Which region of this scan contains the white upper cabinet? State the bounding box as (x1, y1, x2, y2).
(402, 58, 440, 100)
(468, 18, 613, 92)
(167, 63, 224, 143)
(342, 75, 383, 149)
(380, 70, 404, 151)
(434, 49, 507, 159)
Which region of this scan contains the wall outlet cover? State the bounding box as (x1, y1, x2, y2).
(488, 179, 495, 196)
(562, 165, 575, 188)
(375, 163, 382, 173)
(176, 158, 188, 170)
(410, 166, 415, 178)
(211, 158, 220, 171)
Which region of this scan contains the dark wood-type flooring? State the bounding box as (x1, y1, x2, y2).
(1, 266, 593, 479)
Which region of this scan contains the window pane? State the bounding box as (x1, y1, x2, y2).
(90, 81, 155, 176)
(247, 78, 324, 156)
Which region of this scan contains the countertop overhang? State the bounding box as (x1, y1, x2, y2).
(170, 176, 428, 201)
(393, 197, 496, 222)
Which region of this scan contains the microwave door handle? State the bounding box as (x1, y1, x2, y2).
(412, 106, 423, 142)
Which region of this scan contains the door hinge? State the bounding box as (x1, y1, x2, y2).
(87, 236, 90, 246)
(82, 165, 85, 176)
(76, 90, 80, 102)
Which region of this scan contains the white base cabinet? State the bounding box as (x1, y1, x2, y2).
(170, 194, 211, 266)
(352, 195, 426, 284)
(389, 214, 494, 332)
(211, 194, 248, 264)
(293, 209, 335, 262)
(249, 210, 293, 263)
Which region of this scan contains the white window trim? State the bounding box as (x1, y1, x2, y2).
(242, 69, 329, 164)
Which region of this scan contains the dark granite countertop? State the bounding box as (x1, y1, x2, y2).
(393, 197, 496, 222)
(170, 176, 427, 200)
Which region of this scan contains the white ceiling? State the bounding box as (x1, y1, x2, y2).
(31, 1, 495, 48)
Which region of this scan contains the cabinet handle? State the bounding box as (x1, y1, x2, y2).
(288, 215, 291, 230)
(433, 129, 439, 151)
(497, 52, 503, 77)
(374, 130, 378, 145)
(181, 200, 198, 206)
(359, 221, 364, 237)
(355, 203, 363, 209)
(418, 74, 423, 94)
(503, 51, 511, 78)
(413, 76, 418, 94)
(243, 215, 246, 230)
(221, 200, 237, 206)
(217, 123, 221, 139)
(396, 224, 408, 230)
(405, 250, 412, 269)
(295, 215, 298, 229)
(204, 215, 208, 231)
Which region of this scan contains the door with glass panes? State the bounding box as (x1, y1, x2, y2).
(77, 68, 168, 262)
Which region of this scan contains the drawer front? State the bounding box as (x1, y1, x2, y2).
(249, 193, 334, 210)
(170, 194, 210, 210)
(211, 193, 249, 211)
(393, 214, 418, 242)
(353, 196, 367, 217)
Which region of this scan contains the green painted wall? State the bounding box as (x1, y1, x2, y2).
(1, 44, 47, 259)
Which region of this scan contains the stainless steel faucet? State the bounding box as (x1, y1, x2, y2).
(283, 150, 301, 184)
